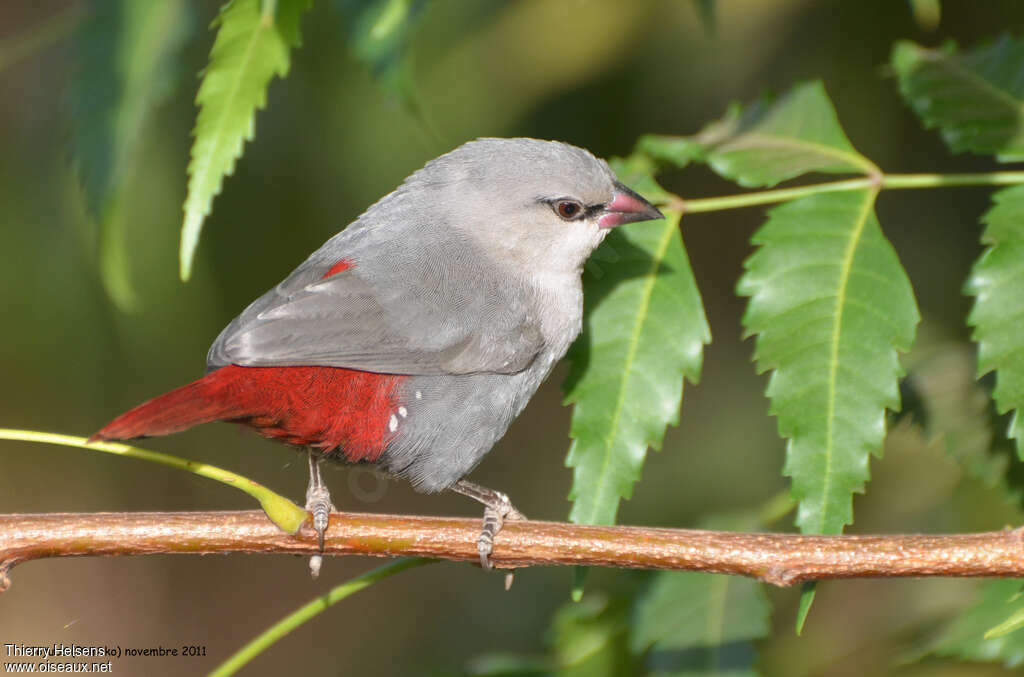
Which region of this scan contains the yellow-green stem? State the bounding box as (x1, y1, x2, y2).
(209, 558, 434, 677)
(679, 171, 1024, 214)
(0, 428, 307, 534)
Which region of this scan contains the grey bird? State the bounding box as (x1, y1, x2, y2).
(92, 138, 664, 574)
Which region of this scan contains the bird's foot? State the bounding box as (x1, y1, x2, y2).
(452, 480, 524, 588)
(306, 483, 334, 551)
(306, 453, 335, 579)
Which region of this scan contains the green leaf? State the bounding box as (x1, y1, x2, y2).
(738, 190, 919, 534)
(987, 602, 1024, 640)
(639, 81, 877, 188)
(632, 513, 771, 675)
(967, 185, 1024, 459)
(450, 595, 638, 677)
(632, 571, 770, 677)
(907, 346, 1017, 494)
(69, 0, 191, 309)
(565, 156, 709, 526)
(794, 583, 815, 636)
(180, 0, 311, 281)
(930, 580, 1024, 668)
(338, 0, 426, 103)
(70, 0, 189, 216)
(892, 36, 1024, 161)
(549, 594, 640, 677)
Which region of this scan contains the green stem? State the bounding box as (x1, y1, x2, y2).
(682, 178, 873, 213)
(208, 558, 434, 677)
(0, 428, 307, 534)
(882, 170, 1024, 188)
(679, 171, 1024, 214)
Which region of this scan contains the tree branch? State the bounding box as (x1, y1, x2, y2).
(2, 510, 1022, 591)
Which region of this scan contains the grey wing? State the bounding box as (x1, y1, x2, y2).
(207, 256, 544, 375)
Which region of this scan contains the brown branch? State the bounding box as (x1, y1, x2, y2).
(2, 510, 1023, 591)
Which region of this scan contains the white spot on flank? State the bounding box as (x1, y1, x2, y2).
(388, 414, 398, 432)
(415, 390, 422, 400)
(398, 406, 408, 418)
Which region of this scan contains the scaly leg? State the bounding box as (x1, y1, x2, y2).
(305, 452, 335, 578)
(452, 479, 525, 586)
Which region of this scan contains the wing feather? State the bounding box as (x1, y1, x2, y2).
(207, 232, 543, 375)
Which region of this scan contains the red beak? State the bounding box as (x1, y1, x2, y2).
(598, 182, 664, 228)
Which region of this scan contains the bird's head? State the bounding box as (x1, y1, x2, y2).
(413, 138, 663, 275)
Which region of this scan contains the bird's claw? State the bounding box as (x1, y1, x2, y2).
(451, 480, 525, 588)
(305, 484, 334, 551)
(305, 454, 334, 579)
(476, 490, 525, 574)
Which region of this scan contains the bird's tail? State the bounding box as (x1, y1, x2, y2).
(90, 368, 247, 442)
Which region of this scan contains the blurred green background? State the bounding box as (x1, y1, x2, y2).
(2, 1, 1024, 674)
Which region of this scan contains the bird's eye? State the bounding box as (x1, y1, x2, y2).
(553, 200, 583, 220)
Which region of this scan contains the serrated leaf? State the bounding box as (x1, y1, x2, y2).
(967, 185, 1024, 459)
(180, 0, 311, 281)
(892, 36, 1024, 161)
(930, 580, 1024, 668)
(639, 81, 877, 188)
(632, 571, 770, 677)
(564, 156, 709, 526)
(738, 190, 919, 534)
(69, 0, 190, 309)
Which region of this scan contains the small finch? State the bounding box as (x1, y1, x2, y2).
(92, 138, 663, 572)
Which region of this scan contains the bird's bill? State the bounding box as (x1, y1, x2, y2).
(597, 182, 665, 228)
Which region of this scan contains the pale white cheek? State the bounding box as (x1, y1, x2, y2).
(398, 406, 408, 418)
(388, 414, 398, 432)
(539, 220, 608, 274)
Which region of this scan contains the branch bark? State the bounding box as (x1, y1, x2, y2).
(2, 510, 1023, 591)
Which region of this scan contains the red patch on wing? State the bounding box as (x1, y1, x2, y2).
(224, 365, 404, 462)
(322, 259, 352, 279)
(92, 364, 405, 463)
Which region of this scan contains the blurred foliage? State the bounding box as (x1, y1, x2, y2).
(451, 514, 772, 677)
(335, 0, 427, 108)
(905, 346, 1020, 501)
(931, 579, 1024, 668)
(68, 0, 191, 308)
(6, 1, 1024, 676)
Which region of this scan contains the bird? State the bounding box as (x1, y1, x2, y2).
(91, 137, 663, 575)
